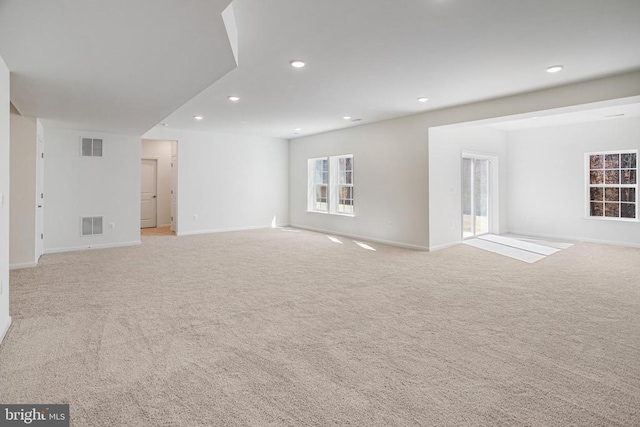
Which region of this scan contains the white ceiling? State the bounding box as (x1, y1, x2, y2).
(1, 0, 640, 138)
(0, 0, 237, 135)
(486, 103, 640, 131)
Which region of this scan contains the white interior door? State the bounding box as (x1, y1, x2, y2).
(170, 154, 177, 232)
(36, 135, 44, 259)
(141, 159, 157, 228)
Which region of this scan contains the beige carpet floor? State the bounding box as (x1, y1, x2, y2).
(1, 228, 640, 426)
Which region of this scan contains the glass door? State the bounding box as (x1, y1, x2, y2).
(462, 157, 490, 239)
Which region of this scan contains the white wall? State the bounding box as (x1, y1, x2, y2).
(289, 117, 430, 250)
(142, 139, 172, 227)
(44, 128, 141, 252)
(508, 117, 640, 247)
(143, 128, 289, 235)
(428, 126, 509, 250)
(9, 109, 37, 268)
(289, 71, 640, 250)
(0, 55, 12, 344)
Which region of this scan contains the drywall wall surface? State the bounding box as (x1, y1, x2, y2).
(0, 55, 12, 344)
(9, 112, 37, 267)
(142, 128, 289, 235)
(289, 71, 640, 249)
(43, 128, 141, 252)
(289, 117, 429, 249)
(508, 117, 640, 246)
(428, 126, 509, 250)
(142, 139, 172, 227)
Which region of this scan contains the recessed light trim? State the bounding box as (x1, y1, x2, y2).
(193, 116, 203, 120)
(160, 123, 169, 127)
(228, 96, 240, 101)
(417, 97, 429, 103)
(294, 127, 302, 131)
(343, 116, 352, 120)
(290, 60, 306, 68)
(546, 65, 563, 73)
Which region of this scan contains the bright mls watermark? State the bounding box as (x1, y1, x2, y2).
(0, 405, 69, 426)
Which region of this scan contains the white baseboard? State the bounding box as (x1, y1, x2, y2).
(158, 223, 171, 228)
(44, 240, 141, 254)
(508, 230, 640, 249)
(289, 223, 429, 251)
(177, 224, 285, 237)
(9, 261, 38, 270)
(428, 241, 462, 252)
(0, 316, 12, 346)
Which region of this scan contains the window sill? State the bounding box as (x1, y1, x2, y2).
(584, 216, 638, 223)
(307, 210, 355, 218)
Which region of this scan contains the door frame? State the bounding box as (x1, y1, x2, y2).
(141, 157, 159, 228)
(461, 151, 499, 239)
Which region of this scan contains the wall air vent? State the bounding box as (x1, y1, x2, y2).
(81, 137, 103, 157)
(81, 216, 103, 236)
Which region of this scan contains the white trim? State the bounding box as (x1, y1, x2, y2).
(508, 230, 640, 249)
(158, 223, 172, 228)
(10, 261, 38, 270)
(290, 223, 429, 251)
(429, 241, 462, 252)
(44, 240, 141, 254)
(0, 316, 12, 346)
(177, 224, 278, 236)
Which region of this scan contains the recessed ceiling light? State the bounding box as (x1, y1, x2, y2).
(290, 60, 306, 68)
(228, 96, 240, 101)
(546, 65, 563, 73)
(417, 97, 429, 103)
(343, 116, 352, 120)
(532, 117, 539, 120)
(160, 123, 169, 127)
(294, 127, 302, 131)
(193, 116, 203, 120)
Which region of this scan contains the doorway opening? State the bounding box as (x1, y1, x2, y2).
(141, 158, 158, 228)
(462, 153, 497, 239)
(141, 139, 177, 235)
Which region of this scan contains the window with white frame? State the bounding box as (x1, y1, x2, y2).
(308, 158, 328, 212)
(336, 155, 354, 214)
(587, 150, 637, 220)
(307, 154, 354, 215)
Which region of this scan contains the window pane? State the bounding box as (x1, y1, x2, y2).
(345, 157, 352, 171)
(621, 188, 636, 203)
(605, 170, 619, 184)
(605, 202, 620, 217)
(590, 155, 603, 169)
(605, 154, 619, 169)
(590, 170, 603, 184)
(622, 153, 637, 169)
(314, 160, 328, 184)
(621, 203, 636, 219)
(345, 171, 352, 184)
(621, 169, 636, 185)
(590, 202, 604, 217)
(590, 187, 603, 201)
(604, 188, 619, 202)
